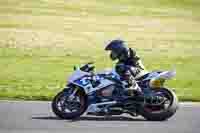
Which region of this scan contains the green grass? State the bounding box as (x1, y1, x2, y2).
(0, 0, 200, 101)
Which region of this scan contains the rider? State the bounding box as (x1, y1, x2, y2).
(105, 39, 148, 96)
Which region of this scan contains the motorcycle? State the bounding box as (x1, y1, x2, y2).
(52, 62, 178, 121)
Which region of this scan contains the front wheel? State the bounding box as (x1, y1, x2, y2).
(139, 88, 179, 121)
(52, 87, 87, 119)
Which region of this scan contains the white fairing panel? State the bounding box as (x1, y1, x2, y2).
(95, 79, 114, 89)
(68, 70, 90, 83)
(85, 79, 114, 94)
(67, 68, 116, 94)
(154, 70, 176, 80)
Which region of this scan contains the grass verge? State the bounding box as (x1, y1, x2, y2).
(0, 0, 200, 101)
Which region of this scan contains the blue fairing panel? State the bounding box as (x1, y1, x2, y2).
(74, 78, 90, 87)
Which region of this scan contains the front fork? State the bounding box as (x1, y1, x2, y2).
(67, 87, 79, 101)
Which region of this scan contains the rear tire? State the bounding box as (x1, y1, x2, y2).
(139, 88, 179, 121)
(52, 88, 87, 119)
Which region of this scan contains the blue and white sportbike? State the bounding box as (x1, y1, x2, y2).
(52, 63, 178, 121)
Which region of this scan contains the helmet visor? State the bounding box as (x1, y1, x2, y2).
(110, 51, 118, 60)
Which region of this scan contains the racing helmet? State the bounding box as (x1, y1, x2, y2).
(105, 39, 129, 61)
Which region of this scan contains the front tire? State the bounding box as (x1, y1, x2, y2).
(139, 88, 179, 121)
(52, 87, 87, 119)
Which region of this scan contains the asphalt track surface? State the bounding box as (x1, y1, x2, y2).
(0, 101, 199, 133)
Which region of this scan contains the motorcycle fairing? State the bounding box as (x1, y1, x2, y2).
(68, 70, 115, 94)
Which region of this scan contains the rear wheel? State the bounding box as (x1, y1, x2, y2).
(52, 87, 87, 119)
(139, 88, 178, 121)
